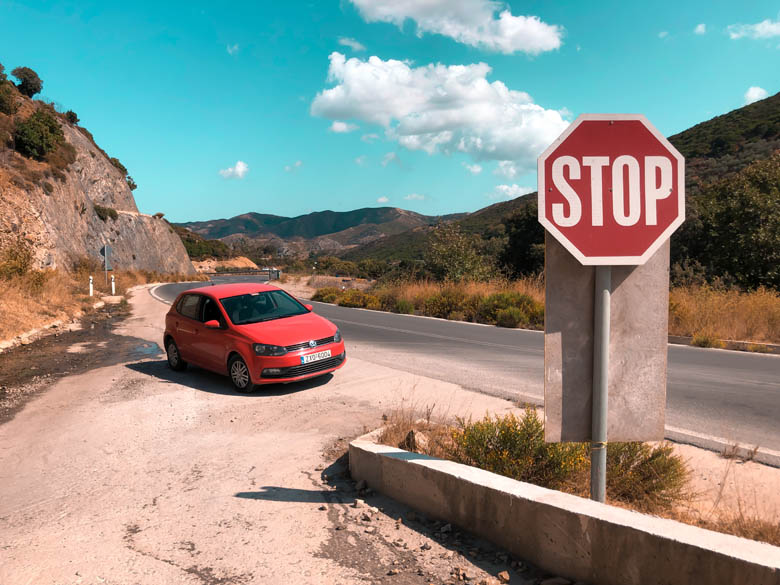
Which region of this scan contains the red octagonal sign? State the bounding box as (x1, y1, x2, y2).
(538, 114, 685, 265)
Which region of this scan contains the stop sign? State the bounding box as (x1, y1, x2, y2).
(538, 114, 684, 265)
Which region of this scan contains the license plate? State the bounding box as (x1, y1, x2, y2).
(301, 350, 331, 364)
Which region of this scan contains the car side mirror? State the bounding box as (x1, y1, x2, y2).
(204, 319, 221, 329)
(304, 304, 313, 312)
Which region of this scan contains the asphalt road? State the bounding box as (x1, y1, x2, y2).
(154, 277, 780, 451)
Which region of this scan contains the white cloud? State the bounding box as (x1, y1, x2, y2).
(494, 160, 518, 179)
(348, 0, 562, 55)
(219, 160, 249, 179)
(463, 162, 482, 175)
(404, 193, 425, 200)
(284, 160, 303, 172)
(490, 184, 533, 200)
(694, 23, 706, 35)
(361, 133, 380, 143)
(355, 155, 367, 166)
(745, 86, 769, 104)
(658, 31, 669, 39)
(226, 43, 239, 55)
(728, 19, 780, 39)
(338, 37, 366, 51)
(311, 53, 568, 173)
(381, 152, 400, 167)
(329, 120, 359, 133)
(377, 196, 389, 203)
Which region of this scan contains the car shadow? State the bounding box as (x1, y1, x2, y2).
(125, 359, 334, 397)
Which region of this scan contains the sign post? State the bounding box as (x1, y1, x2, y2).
(100, 244, 113, 286)
(538, 114, 685, 503)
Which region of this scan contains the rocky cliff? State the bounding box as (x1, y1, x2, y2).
(0, 91, 194, 274)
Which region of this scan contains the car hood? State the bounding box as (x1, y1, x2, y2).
(235, 311, 336, 346)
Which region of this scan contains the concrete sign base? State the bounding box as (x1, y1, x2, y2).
(544, 234, 670, 442)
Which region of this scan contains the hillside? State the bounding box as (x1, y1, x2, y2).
(0, 73, 194, 274)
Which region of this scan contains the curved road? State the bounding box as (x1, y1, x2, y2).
(153, 277, 780, 452)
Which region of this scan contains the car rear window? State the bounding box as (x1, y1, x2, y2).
(178, 294, 201, 320)
(220, 290, 307, 325)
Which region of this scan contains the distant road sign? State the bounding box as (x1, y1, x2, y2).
(538, 114, 685, 265)
(100, 245, 112, 257)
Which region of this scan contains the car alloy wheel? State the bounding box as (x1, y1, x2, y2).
(166, 340, 187, 371)
(229, 356, 253, 393)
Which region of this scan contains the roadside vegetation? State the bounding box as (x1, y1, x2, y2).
(378, 406, 780, 546)
(0, 239, 205, 342)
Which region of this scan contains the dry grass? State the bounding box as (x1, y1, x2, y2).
(307, 274, 372, 291)
(669, 285, 780, 344)
(381, 276, 544, 308)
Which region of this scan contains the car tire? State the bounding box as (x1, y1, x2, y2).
(228, 355, 255, 393)
(166, 339, 187, 371)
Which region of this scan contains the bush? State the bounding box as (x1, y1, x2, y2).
(110, 157, 128, 175)
(422, 289, 466, 319)
(94, 204, 118, 221)
(477, 291, 543, 327)
(691, 331, 726, 348)
(13, 110, 64, 160)
(126, 175, 137, 190)
(11, 66, 43, 97)
(311, 287, 343, 303)
(395, 298, 414, 314)
(495, 306, 524, 328)
(337, 289, 380, 309)
(0, 82, 18, 115)
(0, 239, 34, 278)
(0, 62, 5, 82)
(64, 110, 79, 124)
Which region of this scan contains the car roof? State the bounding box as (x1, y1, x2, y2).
(183, 282, 282, 300)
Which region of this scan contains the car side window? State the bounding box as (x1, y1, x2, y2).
(201, 297, 223, 325)
(178, 294, 201, 320)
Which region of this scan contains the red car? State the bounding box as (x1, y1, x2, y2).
(163, 283, 346, 392)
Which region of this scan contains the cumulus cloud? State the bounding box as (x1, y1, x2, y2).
(463, 163, 482, 175)
(494, 160, 518, 179)
(694, 23, 706, 35)
(381, 152, 400, 167)
(338, 37, 366, 51)
(330, 120, 359, 133)
(728, 19, 780, 39)
(361, 133, 380, 143)
(377, 196, 389, 203)
(745, 86, 769, 104)
(355, 155, 367, 166)
(219, 160, 249, 179)
(348, 0, 562, 54)
(311, 53, 568, 173)
(490, 184, 533, 200)
(404, 193, 425, 200)
(284, 160, 303, 172)
(227, 43, 239, 55)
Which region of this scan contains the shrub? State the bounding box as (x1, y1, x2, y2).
(0, 82, 18, 115)
(337, 289, 380, 309)
(13, 110, 64, 160)
(311, 287, 343, 303)
(477, 291, 543, 327)
(64, 110, 79, 124)
(153, 212, 164, 219)
(422, 290, 465, 319)
(109, 157, 128, 175)
(691, 331, 726, 348)
(495, 306, 524, 328)
(126, 175, 137, 190)
(11, 66, 43, 97)
(395, 298, 414, 314)
(0, 239, 34, 278)
(448, 409, 588, 490)
(94, 204, 118, 221)
(0, 62, 5, 82)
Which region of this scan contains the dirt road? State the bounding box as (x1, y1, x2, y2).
(0, 287, 544, 585)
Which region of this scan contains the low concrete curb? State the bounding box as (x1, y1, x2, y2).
(349, 436, 780, 585)
(666, 425, 780, 468)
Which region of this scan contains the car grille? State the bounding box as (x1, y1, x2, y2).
(284, 335, 335, 352)
(262, 353, 345, 379)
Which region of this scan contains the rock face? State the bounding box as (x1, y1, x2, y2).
(0, 120, 195, 274)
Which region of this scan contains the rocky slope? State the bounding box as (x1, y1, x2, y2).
(0, 91, 194, 274)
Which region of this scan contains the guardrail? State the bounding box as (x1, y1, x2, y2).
(200, 269, 282, 280)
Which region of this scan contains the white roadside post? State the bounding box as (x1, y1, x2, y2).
(538, 114, 685, 503)
(89, 275, 94, 297)
(111, 274, 116, 295)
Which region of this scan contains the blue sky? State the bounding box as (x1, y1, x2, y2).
(1, 1, 778, 222)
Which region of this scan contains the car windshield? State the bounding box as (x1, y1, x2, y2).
(219, 290, 307, 325)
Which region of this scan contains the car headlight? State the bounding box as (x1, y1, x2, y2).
(253, 343, 287, 356)
(333, 329, 342, 343)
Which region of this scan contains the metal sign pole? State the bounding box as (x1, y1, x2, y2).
(590, 265, 611, 502)
(104, 241, 108, 286)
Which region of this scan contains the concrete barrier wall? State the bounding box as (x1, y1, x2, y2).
(349, 438, 780, 585)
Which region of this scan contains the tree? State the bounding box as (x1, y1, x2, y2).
(126, 175, 137, 190)
(11, 67, 43, 98)
(0, 62, 6, 82)
(64, 110, 79, 124)
(13, 110, 64, 160)
(499, 199, 545, 277)
(424, 223, 494, 282)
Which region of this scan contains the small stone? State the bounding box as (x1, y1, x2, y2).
(315, 464, 324, 471)
(352, 498, 364, 508)
(497, 571, 510, 584)
(335, 525, 345, 531)
(387, 569, 399, 576)
(361, 512, 372, 522)
(318, 505, 327, 511)
(365, 526, 377, 534)
(540, 579, 571, 585)
(420, 542, 432, 551)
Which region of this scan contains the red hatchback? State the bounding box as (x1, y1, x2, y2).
(164, 283, 346, 392)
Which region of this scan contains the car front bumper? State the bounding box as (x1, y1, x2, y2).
(252, 347, 347, 384)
